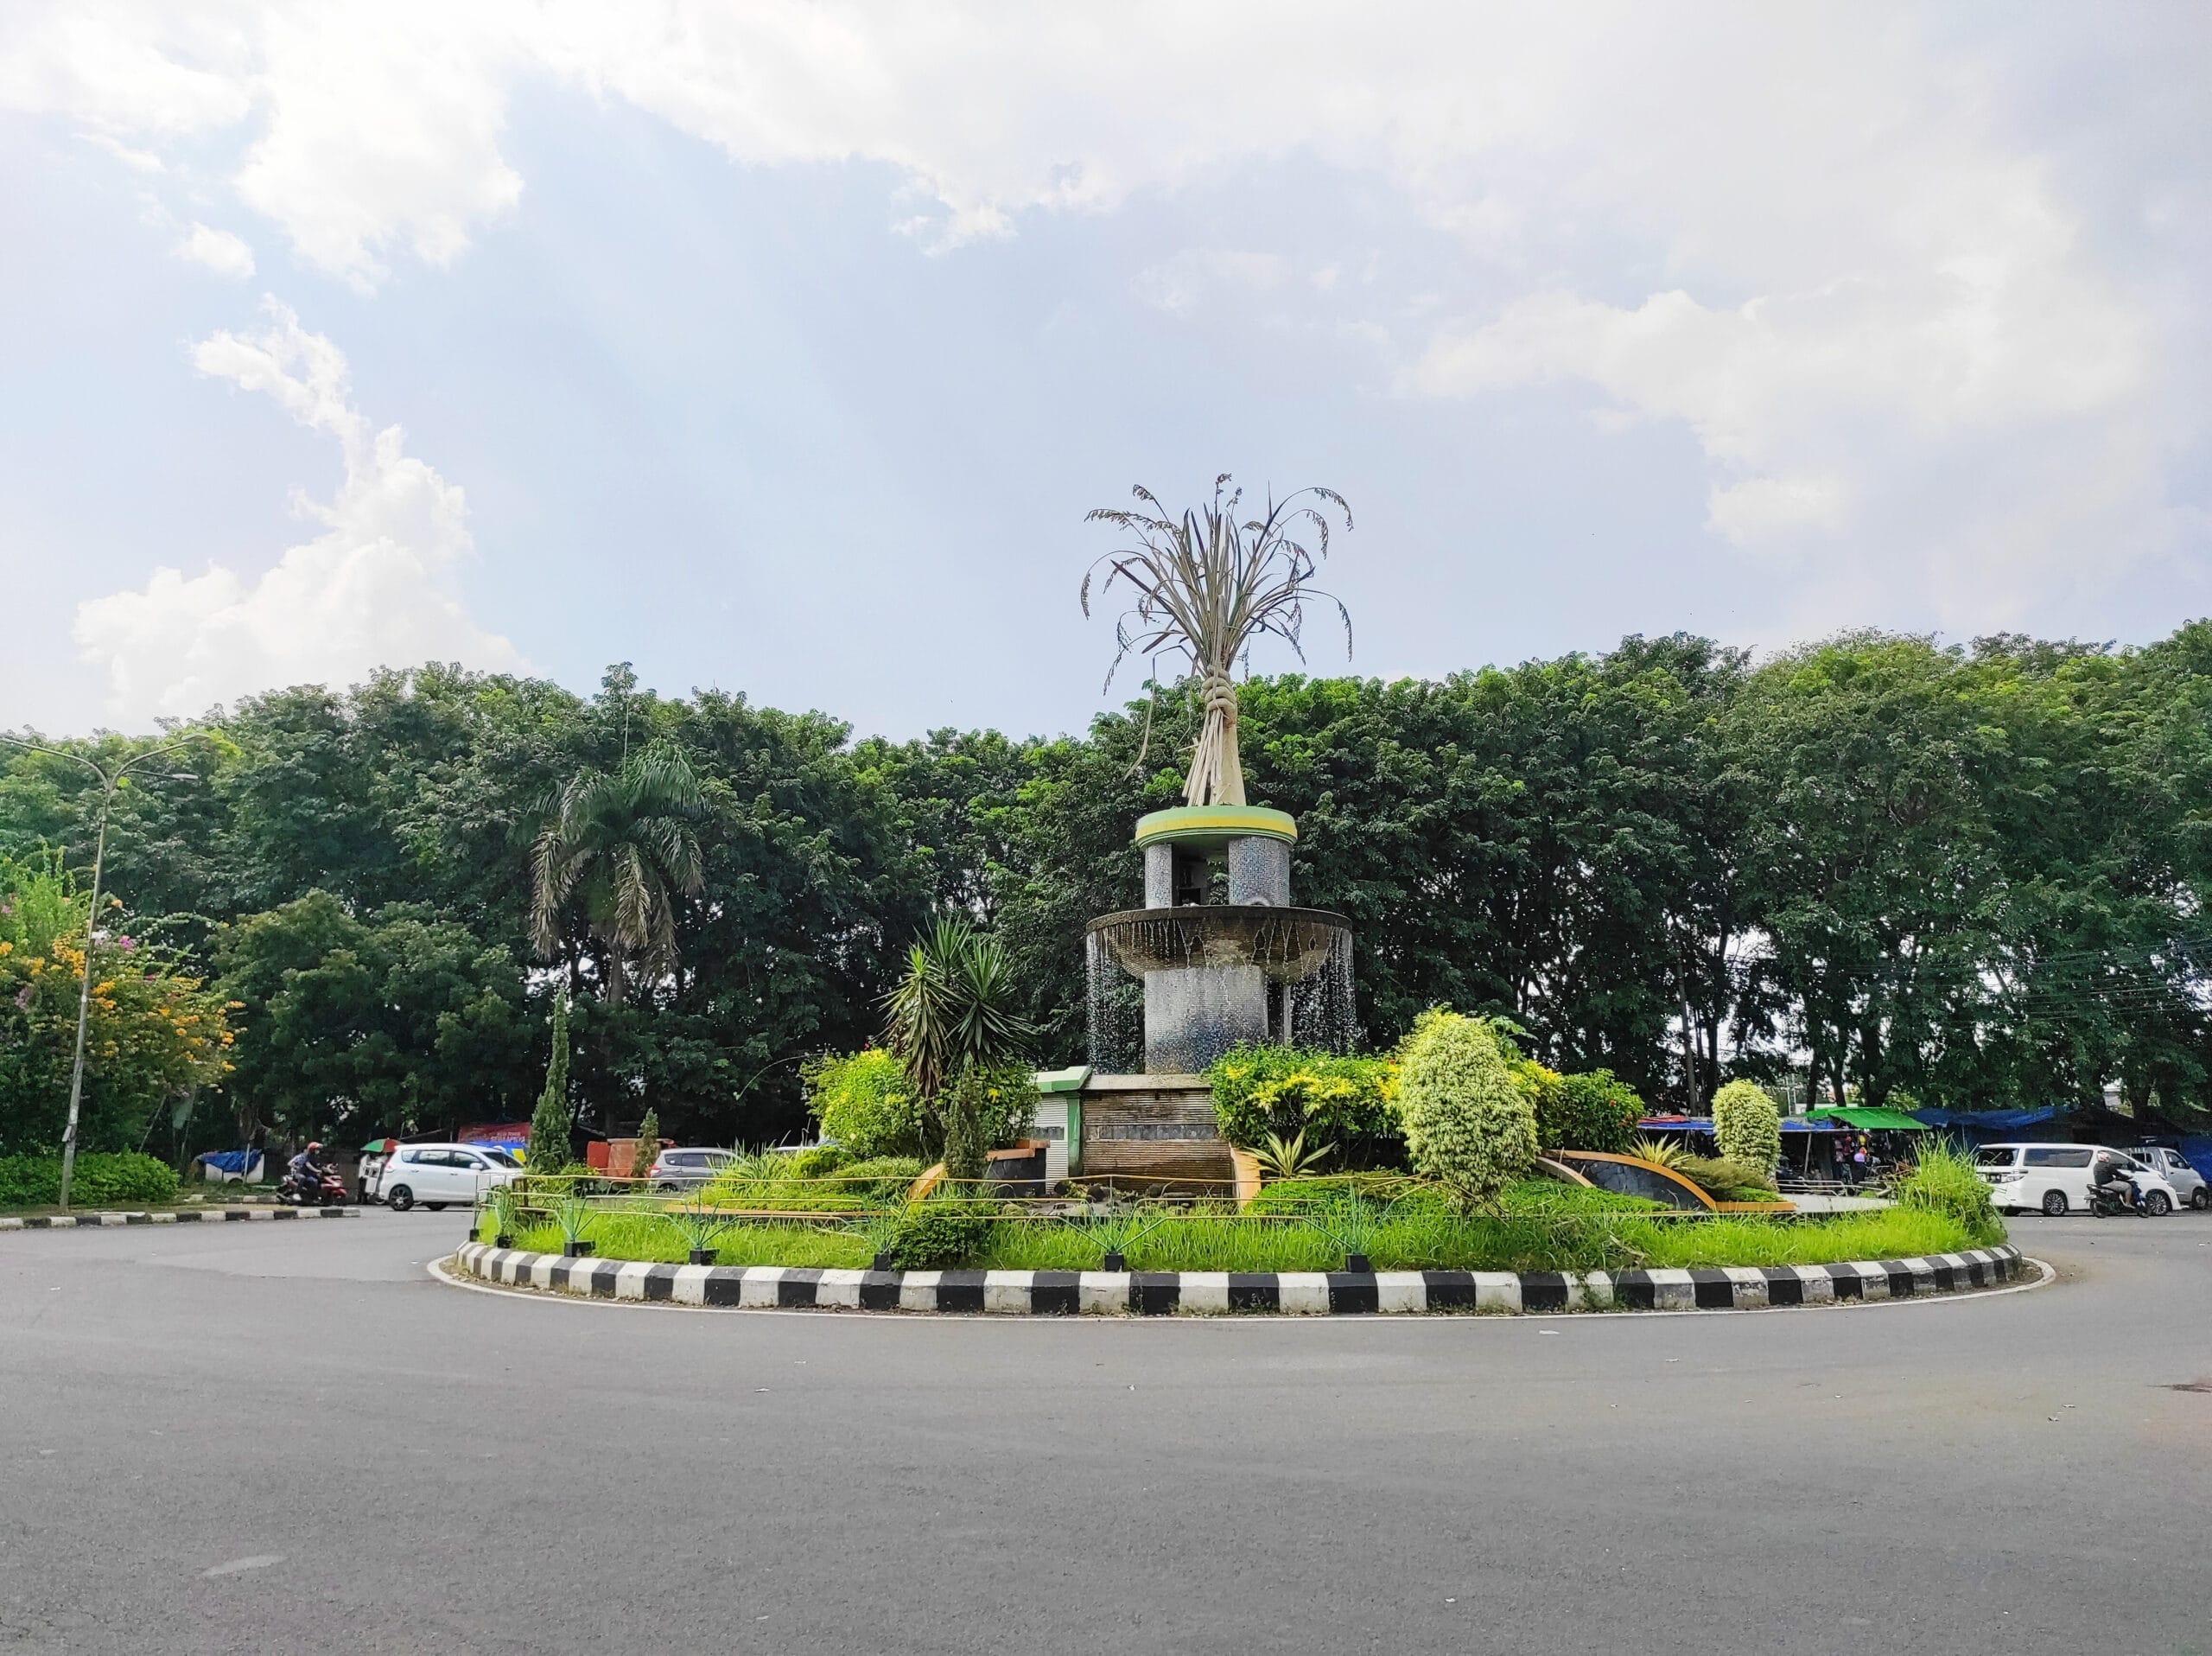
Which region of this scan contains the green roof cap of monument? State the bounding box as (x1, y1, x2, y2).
(1805, 1106, 1927, 1131)
(1034, 1067, 1091, 1093)
(1133, 804, 1297, 847)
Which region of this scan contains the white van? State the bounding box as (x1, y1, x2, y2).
(372, 1143, 524, 1212)
(1976, 1143, 2179, 1217)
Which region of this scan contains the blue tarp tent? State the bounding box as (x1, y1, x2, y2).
(1908, 1107, 2061, 1137)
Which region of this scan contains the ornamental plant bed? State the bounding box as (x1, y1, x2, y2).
(481, 1197, 1994, 1277)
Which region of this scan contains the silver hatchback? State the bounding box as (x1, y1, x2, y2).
(647, 1147, 737, 1190)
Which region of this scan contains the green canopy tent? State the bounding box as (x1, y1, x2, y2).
(1804, 1107, 1928, 1132)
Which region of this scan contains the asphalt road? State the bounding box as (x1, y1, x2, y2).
(3, 1211, 2208, 1656)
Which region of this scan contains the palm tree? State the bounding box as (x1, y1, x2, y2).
(530, 739, 707, 1004)
(1083, 475, 1353, 806)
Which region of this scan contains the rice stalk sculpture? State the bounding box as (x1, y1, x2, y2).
(1082, 475, 1353, 807)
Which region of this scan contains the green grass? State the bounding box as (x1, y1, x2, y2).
(1621, 1206, 1980, 1269)
(482, 1197, 1998, 1275)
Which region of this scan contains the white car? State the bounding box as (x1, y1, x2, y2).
(372, 1143, 524, 1212)
(1977, 1143, 2181, 1217)
(2125, 1146, 2209, 1210)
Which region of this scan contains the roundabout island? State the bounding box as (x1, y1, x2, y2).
(456, 481, 2020, 1318)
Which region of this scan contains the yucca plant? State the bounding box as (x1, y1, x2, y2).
(1310, 1188, 1389, 1272)
(552, 1194, 595, 1257)
(1074, 1203, 1170, 1271)
(1084, 475, 1353, 806)
(881, 917, 1032, 1109)
(482, 1184, 521, 1247)
(1630, 1134, 1690, 1170)
(851, 1205, 908, 1271)
(1252, 1129, 1333, 1180)
(664, 1201, 734, 1265)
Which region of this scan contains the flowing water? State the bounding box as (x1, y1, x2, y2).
(1084, 908, 1359, 1073)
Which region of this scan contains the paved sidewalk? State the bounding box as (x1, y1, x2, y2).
(1783, 1192, 1892, 1213)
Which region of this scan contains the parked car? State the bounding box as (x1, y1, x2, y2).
(2124, 1146, 2209, 1209)
(1976, 1143, 2181, 1216)
(372, 1143, 524, 1212)
(647, 1147, 738, 1190)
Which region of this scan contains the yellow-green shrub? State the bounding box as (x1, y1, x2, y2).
(1394, 1009, 1537, 1212)
(1712, 1080, 1782, 1170)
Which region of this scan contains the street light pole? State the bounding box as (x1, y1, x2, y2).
(1, 735, 204, 1211)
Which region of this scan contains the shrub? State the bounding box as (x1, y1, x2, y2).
(1534, 1068, 1643, 1153)
(0, 1151, 179, 1209)
(1673, 1154, 1777, 1202)
(1206, 1045, 1402, 1167)
(804, 1048, 925, 1160)
(785, 1142, 852, 1180)
(1393, 1008, 1538, 1212)
(629, 1108, 659, 1181)
(887, 1197, 997, 1271)
(833, 1156, 925, 1200)
(1711, 1080, 1782, 1171)
(1895, 1142, 2002, 1244)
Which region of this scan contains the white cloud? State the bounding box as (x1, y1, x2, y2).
(1132, 250, 1285, 317)
(1706, 476, 1847, 549)
(175, 222, 254, 277)
(6, 3, 2206, 624)
(73, 300, 524, 723)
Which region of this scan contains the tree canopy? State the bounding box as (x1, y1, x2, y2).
(5, 626, 2210, 1157)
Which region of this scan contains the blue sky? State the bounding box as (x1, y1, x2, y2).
(3, 3, 2207, 739)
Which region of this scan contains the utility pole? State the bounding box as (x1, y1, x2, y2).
(2, 735, 205, 1211)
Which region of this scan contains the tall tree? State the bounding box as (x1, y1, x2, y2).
(530, 739, 708, 1005)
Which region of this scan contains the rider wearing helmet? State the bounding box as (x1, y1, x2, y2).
(288, 1140, 329, 1188)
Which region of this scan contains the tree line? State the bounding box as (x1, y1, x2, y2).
(4, 625, 2209, 1158)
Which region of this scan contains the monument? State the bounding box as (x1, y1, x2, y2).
(1057, 478, 1359, 1188)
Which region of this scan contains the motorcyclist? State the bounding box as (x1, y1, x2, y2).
(287, 1141, 331, 1194)
(2091, 1151, 2140, 1213)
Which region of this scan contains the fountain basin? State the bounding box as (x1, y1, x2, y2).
(1086, 906, 1351, 979)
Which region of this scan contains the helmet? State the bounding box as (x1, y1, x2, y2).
(307, 1141, 322, 1153)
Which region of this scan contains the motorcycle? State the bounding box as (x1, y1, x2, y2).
(2088, 1175, 2152, 1217)
(277, 1166, 349, 1207)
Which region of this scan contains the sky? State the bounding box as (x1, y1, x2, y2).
(2, 3, 2208, 742)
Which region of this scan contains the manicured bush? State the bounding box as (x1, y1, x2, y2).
(1895, 1143, 2002, 1244)
(785, 1143, 851, 1180)
(524, 988, 572, 1173)
(1533, 1067, 1643, 1153)
(1206, 1045, 1402, 1167)
(1393, 1008, 1538, 1212)
(1711, 1080, 1782, 1171)
(0, 1151, 180, 1208)
(1672, 1154, 1778, 1202)
(1247, 1173, 1660, 1220)
(887, 1198, 998, 1271)
(804, 1048, 925, 1159)
(831, 1156, 925, 1200)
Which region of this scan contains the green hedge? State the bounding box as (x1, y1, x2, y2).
(0, 1151, 180, 1209)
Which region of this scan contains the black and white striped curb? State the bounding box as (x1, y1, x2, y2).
(0, 1207, 359, 1230)
(454, 1241, 2023, 1315)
